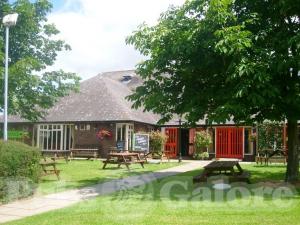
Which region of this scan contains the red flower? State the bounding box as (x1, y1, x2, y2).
(96, 129, 112, 140)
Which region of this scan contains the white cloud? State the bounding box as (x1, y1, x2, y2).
(48, 0, 186, 80)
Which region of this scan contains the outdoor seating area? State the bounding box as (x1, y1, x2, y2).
(145, 150, 171, 163)
(41, 150, 71, 162)
(193, 160, 250, 184)
(70, 148, 99, 160)
(255, 149, 287, 165)
(102, 152, 146, 170)
(39, 159, 61, 180)
(1, 0, 300, 224)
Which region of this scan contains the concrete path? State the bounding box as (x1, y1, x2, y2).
(0, 160, 208, 224)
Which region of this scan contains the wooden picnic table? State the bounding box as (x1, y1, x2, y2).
(70, 148, 99, 160)
(255, 149, 287, 165)
(193, 160, 250, 183)
(40, 160, 60, 180)
(102, 152, 146, 170)
(41, 150, 71, 162)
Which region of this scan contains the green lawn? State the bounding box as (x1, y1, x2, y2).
(6, 163, 300, 225)
(37, 160, 181, 195)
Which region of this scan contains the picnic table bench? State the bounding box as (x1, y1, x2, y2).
(40, 160, 60, 180)
(70, 148, 99, 160)
(102, 152, 146, 170)
(41, 150, 70, 163)
(255, 149, 287, 165)
(193, 161, 250, 184)
(145, 150, 170, 163)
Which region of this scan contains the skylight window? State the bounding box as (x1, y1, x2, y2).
(121, 75, 133, 84)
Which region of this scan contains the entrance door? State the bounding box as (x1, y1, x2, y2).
(180, 129, 189, 156)
(165, 128, 178, 158)
(216, 127, 243, 159)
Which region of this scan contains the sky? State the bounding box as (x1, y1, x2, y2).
(48, 0, 186, 80)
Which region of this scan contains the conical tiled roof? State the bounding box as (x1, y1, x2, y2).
(5, 70, 160, 124)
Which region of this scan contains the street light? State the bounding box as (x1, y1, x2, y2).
(2, 13, 18, 141)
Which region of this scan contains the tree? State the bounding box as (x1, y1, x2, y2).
(126, 0, 300, 181)
(0, 0, 80, 121)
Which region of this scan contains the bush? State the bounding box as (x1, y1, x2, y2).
(0, 140, 41, 203)
(193, 151, 210, 160)
(194, 131, 212, 153)
(149, 131, 168, 154)
(193, 131, 212, 160)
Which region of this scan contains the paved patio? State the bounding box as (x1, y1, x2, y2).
(0, 160, 209, 224)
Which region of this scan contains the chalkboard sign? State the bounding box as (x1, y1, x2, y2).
(116, 141, 125, 151)
(133, 133, 149, 152)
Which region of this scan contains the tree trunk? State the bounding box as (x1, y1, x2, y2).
(285, 119, 299, 182)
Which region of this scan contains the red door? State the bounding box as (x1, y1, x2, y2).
(216, 127, 243, 159)
(165, 128, 178, 158)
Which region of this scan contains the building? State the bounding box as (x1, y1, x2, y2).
(4, 70, 256, 160)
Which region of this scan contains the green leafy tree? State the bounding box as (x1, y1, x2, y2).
(126, 0, 300, 181)
(0, 0, 80, 121)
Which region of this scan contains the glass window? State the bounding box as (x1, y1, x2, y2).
(116, 123, 134, 150)
(122, 125, 126, 140)
(79, 124, 90, 131)
(37, 124, 73, 151)
(80, 124, 85, 130)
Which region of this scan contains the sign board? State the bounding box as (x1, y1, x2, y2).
(133, 133, 149, 152)
(116, 141, 125, 151)
(0, 130, 28, 139)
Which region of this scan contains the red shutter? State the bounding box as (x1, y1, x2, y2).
(164, 128, 178, 158)
(216, 127, 243, 159)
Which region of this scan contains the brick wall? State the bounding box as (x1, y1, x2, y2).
(73, 122, 115, 157)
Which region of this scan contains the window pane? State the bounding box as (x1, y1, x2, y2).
(43, 131, 47, 150)
(117, 127, 121, 141)
(122, 125, 126, 140)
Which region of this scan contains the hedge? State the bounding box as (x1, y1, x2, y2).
(0, 140, 41, 203)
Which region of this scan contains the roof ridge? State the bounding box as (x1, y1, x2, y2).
(101, 69, 135, 74)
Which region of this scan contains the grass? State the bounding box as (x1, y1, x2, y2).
(37, 159, 181, 195)
(5, 163, 300, 225)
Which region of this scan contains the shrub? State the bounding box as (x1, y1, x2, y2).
(149, 131, 168, 154)
(193, 131, 212, 160)
(193, 151, 210, 160)
(0, 140, 41, 203)
(194, 131, 212, 153)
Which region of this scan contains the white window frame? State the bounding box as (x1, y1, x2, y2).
(37, 124, 74, 151)
(79, 124, 90, 131)
(116, 123, 134, 151)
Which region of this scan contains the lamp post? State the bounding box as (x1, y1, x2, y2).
(2, 13, 18, 141)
